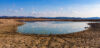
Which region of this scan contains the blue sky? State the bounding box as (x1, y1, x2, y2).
(0, 0, 100, 17)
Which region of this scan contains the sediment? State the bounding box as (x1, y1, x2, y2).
(0, 19, 100, 48)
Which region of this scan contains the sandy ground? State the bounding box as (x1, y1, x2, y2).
(0, 19, 100, 48)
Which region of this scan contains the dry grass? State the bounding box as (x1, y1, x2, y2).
(0, 19, 100, 48)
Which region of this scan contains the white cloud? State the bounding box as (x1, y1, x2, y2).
(14, 10, 18, 13)
(60, 8, 64, 10)
(20, 8, 24, 11)
(3, 4, 100, 17)
(32, 11, 37, 15)
(8, 9, 13, 12)
(33, 4, 100, 17)
(68, 4, 100, 17)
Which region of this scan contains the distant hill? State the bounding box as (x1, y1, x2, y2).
(0, 16, 100, 20)
(83, 17, 100, 19)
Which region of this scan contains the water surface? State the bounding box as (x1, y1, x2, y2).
(17, 21, 91, 35)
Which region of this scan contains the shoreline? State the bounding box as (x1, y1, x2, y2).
(2, 18, 100, 22)
(0, 19, 100, 48)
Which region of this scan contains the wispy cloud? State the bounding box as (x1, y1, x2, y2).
(20, 8, 24, 11)
(30, 4, 100, 17)
(2, 4, 100, 17)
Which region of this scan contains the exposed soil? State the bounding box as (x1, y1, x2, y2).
(0, 19, 100, 48)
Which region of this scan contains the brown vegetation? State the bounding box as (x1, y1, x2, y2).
(2, 18, 100, 21)
(0, 19, 100, 48)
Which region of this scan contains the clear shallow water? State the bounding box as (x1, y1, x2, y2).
(17, 21, 90, 35)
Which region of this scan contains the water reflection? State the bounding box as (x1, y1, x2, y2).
(17, 21, 91, 35)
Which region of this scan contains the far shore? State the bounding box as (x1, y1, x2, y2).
(1, 18, 100, 22)
(0, 19, 100, 48)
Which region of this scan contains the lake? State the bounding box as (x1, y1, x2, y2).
(17, 21, 92, 35)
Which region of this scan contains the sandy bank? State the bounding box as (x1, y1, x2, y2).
(0, 19, 100, 48)
(0, 19, 24, 25)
